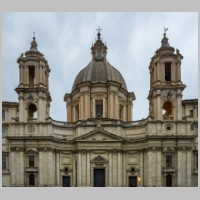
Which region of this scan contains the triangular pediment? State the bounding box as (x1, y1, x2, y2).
(91, 155, 108, 163)
(75, 129, 124, 142)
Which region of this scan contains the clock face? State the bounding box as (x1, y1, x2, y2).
(27, 124, 35, 133)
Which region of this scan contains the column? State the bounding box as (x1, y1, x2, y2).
(172, 62, 176, 81)
(86, 151, 90, 186)
(186, 151, 192, 186)
(40, 66, 42, 84)
(177, 62, 181, 81)
(19, 95, 24, 122)
(139, 151, 143, 186)
(177, 91, 182, 121)
(103, 98, 106, 117)
(123, 151, 126, 186)
(38, 151, 42, 186)
(117, 152, 122, 186)
(177, 150, 182, 186)
(156, 90, 161, 120)
(92, 98, 95, 118)
(56, 151, 60, 186)
(115, 93, 118, 119)
(109, 152, 112, 186)
(110, 93, 114, 118)
(156, 151, 162, 186)
(80, 95, 83, 119)
(147, 151, 152, 186)
(78, 153, 82, 186)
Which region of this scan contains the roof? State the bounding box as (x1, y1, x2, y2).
(71, 60, 127, 92)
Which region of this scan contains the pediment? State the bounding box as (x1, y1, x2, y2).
(91, 155, 108, 164)
(75, 129, 124, 142)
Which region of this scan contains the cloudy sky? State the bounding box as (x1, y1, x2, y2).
(2, 12, 198, 121)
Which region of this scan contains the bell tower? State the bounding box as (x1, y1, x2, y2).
(15, 36, 51, 122)
(148, 31, 186, 121)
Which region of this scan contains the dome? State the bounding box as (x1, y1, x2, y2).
(72, 60, 127, 92)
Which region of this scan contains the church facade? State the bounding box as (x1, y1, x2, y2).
(2, 30, 198, 187)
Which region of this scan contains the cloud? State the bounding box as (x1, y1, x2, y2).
(2, 12, 198, 121)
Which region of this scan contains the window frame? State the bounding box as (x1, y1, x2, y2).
(2, 154, 7, 170)
(95, 100, 103, 117)
(28, 155, 36, 167)
(165, 62, 171, 81)
(166, 155, 173, 168)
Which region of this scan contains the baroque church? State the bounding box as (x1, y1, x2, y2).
(2, 29, 198, 187)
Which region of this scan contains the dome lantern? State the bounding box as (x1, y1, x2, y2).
(91, 27, 107, 61)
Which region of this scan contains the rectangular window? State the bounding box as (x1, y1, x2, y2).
(75, 105, 79, 120)
(28, 66, 35, 85)
(196, 153, 198, 169)
(29, 155, 35, 167)
(166, 155, 172, 167)
(165, 62, 171, 81)
(2, 127, 6, 144)
(2, 155, 6, 170)
(119, 105, 123, 120)
(190, 110, 194, 117)
(2, 110, 5, 121)
(96, 100, 103, 117)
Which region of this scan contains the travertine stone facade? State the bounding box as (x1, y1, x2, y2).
(2, 31, 198, 187)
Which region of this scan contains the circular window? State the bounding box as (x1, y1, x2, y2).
(165, 124, 173, 131)
(167, 126, 171, 130)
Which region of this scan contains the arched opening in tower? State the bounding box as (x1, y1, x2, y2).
(162, 101, 173, 119)
(28, 103, 37, 119)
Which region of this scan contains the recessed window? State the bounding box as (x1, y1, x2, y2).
(119, 105, 124, 120)
(196, 153, 198, 169)
(75, 105, 79, 121)
(28, 66, 35, 85)
(165, 62, 171, 81)
(29, 155, 35, 167)
(2, 110, 5, 121)
(2, 127, 6, 144)
(190, 110, 193, 117)
(166, 155, 172, 167)
(95, 100, 103, 117)
(2, 155, 7, 170)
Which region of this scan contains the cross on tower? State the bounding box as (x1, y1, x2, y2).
(96, 27, 102, 33)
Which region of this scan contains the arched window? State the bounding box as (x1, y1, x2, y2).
(28, 104, 37, 120)
(163, 101, 173, 120)
(29, 174, 35, 186)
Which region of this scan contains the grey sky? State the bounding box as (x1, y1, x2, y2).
(2, 12, 198, 121)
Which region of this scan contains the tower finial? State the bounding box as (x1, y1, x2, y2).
(96, 27, 102, 40)
(164, 26, 168, 36)
(33, 31, 35, 39)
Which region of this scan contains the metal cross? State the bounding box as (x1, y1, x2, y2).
(33, 31, 35, 37)
(96, 27, 102, 33)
